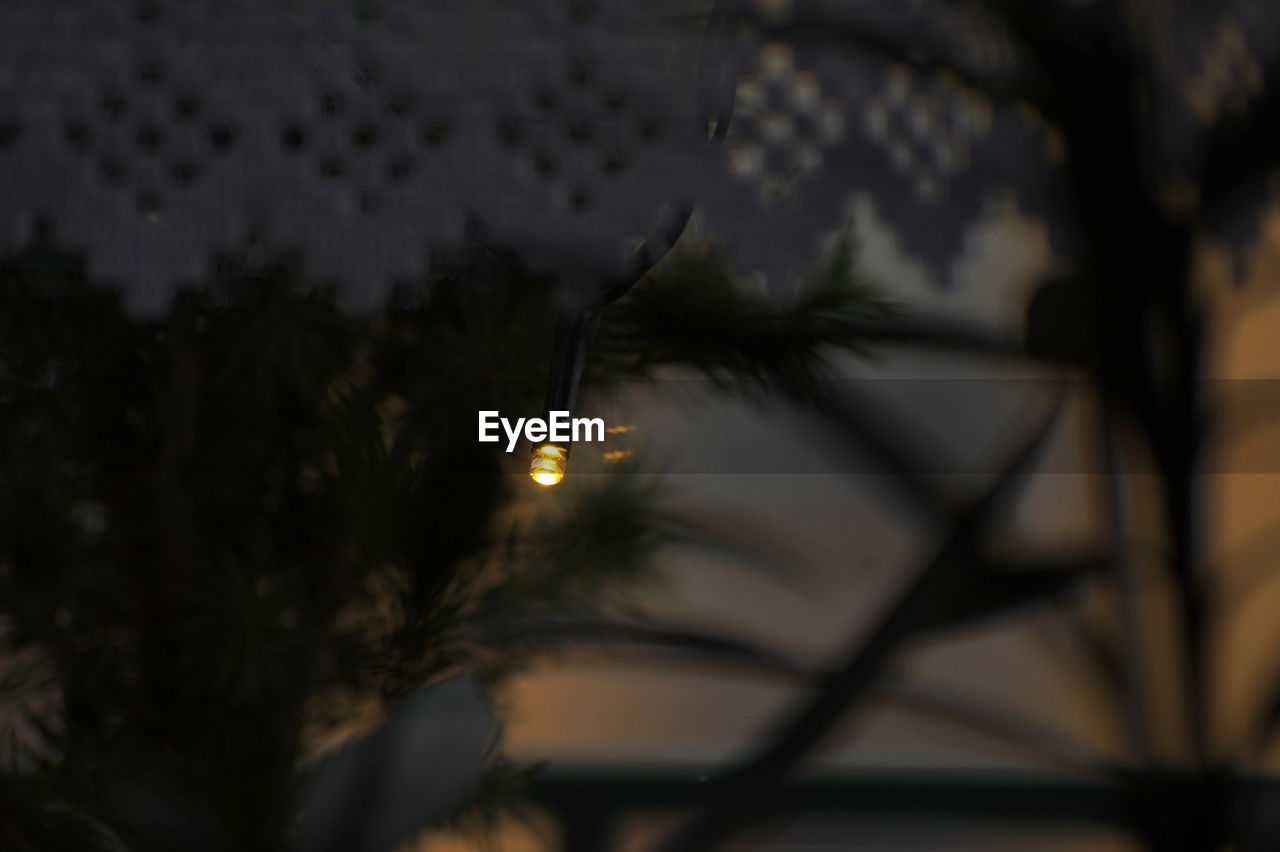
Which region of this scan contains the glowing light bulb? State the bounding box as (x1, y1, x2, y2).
(530, 444, 567, 486)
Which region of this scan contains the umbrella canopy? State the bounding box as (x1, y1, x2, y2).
(0, 0, 713, 316)
(1, 0, 1276, 314)
(687, 0, 1067, 290)
(688, 0, 1280, 289)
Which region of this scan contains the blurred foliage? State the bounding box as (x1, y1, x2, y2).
(0, 226, 889, 849)
(595, 230, 895, 404)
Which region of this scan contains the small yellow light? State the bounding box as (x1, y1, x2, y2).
(530, 444, 567, 486)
